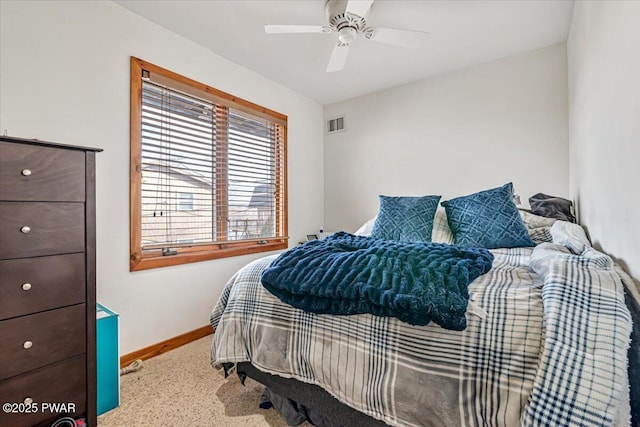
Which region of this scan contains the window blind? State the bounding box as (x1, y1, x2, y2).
(139, 79, 286, 250)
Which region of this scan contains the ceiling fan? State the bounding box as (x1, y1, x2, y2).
(264, 0, 428, 72)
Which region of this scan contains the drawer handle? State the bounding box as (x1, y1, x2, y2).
(23, 340, 33, 349)
(22, 283, 32, 291)
(21, 169, 32, 176)
(23, 397, 33, 405)
(20, 226, 31, 234)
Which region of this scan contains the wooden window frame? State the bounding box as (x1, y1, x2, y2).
(130, 57, 288, 271)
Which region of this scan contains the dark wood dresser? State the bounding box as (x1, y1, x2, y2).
(0, 136, 101, 427)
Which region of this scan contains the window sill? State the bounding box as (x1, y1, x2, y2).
(130, 240, 288, 271)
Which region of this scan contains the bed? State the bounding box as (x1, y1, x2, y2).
(210, 186, 638, 427)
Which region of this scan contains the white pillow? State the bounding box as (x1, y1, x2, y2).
(431, 208, 454, 244)
(354, 216, 376, 236)
(518, 209, 557, 228)
(518, 209, 557, 245)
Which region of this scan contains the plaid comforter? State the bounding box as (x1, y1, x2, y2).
(211, 241, 632, 426)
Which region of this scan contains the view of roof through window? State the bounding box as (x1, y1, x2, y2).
(140, 81, 277, 247)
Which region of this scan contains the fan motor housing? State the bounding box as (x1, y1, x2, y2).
(325, 0, 367, 33)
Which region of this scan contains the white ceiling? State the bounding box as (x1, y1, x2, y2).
(116, 0, 575, 105)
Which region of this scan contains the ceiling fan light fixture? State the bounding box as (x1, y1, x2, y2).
(338, 27, 357, 44)
(264, 0, 427, 73)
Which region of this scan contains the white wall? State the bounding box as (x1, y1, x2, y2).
(567, 1, 640, 280)
(324, 43, 569, 233)
(0, 1, 324, 354)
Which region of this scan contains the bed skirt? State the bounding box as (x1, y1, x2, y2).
(237, 362, 390, 427)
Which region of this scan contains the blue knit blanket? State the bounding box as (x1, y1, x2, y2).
(261, 232, 494, 330)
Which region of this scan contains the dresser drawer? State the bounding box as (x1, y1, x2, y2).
(0, 254, 85, 321)
(0, 355, 86, 427)
(0, 202, 85, 259)
(0, 141, 85, 202)
(0, 304, 86, 380)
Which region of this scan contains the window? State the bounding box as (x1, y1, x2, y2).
(176, 193, 194, 211)
(130, 57, 288, 271)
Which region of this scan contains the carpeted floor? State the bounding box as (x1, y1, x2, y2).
(98, 336, 307, 426)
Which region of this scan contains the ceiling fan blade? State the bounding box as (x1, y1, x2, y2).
(264, 25, 327, 34)
(367, 27, 428, 49)
(345, 0, 375, 18)
(326, 44, 351, 73)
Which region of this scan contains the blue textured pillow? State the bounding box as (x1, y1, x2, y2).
(441, 183, 535, 249)
(370, 195, 441, 242)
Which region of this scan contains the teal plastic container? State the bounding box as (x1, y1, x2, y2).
(96, 304, 119, 415)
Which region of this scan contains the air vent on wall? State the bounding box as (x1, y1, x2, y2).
(326, 116, 346, 134)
